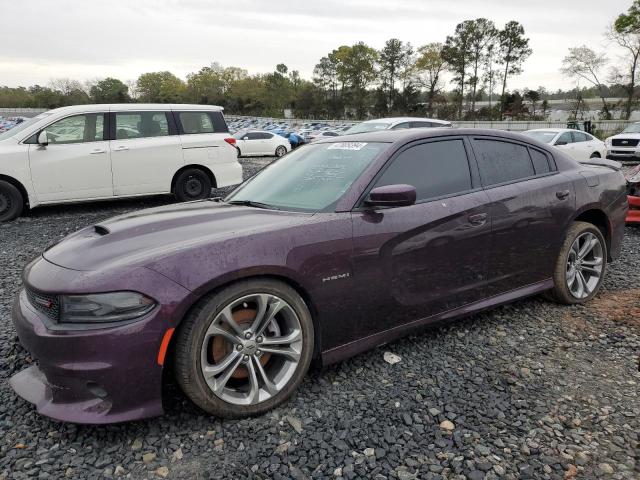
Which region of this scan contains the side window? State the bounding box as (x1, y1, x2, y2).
(374, 139, 472, 201)
(410, 121, 434, 128)
(115, 112, 169, 139)
(178, 112, 215, 134)
(472, 139, 535, 186)
(572, 131, 588, 143)
(245, 132, 260, 140)
(556, 132, 572, 145)
(260, 132, 274, 139)
(45, 114, 104, 144)
(529, 148, 551, 175)
(391, 122, 411, 130)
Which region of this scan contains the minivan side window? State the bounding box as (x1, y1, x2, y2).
(44, 113, 105, 144)
(115, 112, 169, 139)
(176, 111, 230, 134)
(472, 139, 535, 186)
(374, 139, 472, 202)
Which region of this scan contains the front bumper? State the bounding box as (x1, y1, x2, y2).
(627, 195, 640, 224)
(606, 148, 640, 161)
(9, 258, 193, 424)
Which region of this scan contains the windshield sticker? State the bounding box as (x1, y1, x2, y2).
(328, 142, 368, 151)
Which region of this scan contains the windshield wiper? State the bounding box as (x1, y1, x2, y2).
(225, 200, 280, 210)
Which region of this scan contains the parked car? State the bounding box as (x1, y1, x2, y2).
(307, 131, 339, 142)
(9, 128, 627, 424)
(343, 117, 452, 135)
(604, 122, 640, 161)
(233, 130, 291, 157)
(522, 128, 610, 163)
(0, 104, 243, 222)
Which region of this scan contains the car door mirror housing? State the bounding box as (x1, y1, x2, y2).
(366, 184, 417, 208)
(555, 140, 567, 146)
(37, 131, 49, 146)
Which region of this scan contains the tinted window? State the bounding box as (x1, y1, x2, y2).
(178, 112, 215, 134)
(529, 148, 551, 175)
(473, 139, 535, 186)
(115, 112, 169, 139)
(411, 121, 434, 128)
(375, 139, 472, 201)
(45, 114, 104, 144)
(258, 132, 273, 139)
(391, 122, 411, 130)
(572, 131, 588, 142)
(244, 132, 260, 140)
(323, 132, 339, 136)
(556, 132, 572, 145)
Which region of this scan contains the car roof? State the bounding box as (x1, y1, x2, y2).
(42, 104, 224, 115)
(525, 128, 575, 133)
(360, 117, 451, 126)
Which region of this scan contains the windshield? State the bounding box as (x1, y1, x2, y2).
(621, 123, 640, 134)
(522, 130, 558, 144)
(343, 122, 392, 135)
(225, 141, 388, 212)
(0, 112, 52, 141)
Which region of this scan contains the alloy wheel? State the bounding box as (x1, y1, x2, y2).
(566, 232, 604, 299)
(199, 293, 303, 406)
(276, 146, 286, 157)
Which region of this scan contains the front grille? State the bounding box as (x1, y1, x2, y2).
(612, 138, 640, 147)
(25, 288, 60, 321)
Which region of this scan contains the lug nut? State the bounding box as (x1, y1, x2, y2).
(243, 355, 250, 362)
(256, 350, 262, 356)
(244, 332, 252, 339)
(256, 336, 263, 343)
(236, 344, 243, 351)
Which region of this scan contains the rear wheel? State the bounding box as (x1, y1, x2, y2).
(275, 146, 287, 157)
(174, 279, 314, 418)
(174, 168, 212, 202)
(0, 180, 24, 222)
(549, 221, 607, 304)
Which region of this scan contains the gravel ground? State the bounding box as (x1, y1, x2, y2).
(0, 157, 638, 480)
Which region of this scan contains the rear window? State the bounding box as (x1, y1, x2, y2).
(473, 139, 535, 186)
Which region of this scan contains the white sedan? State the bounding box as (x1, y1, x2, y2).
(233, 130, 291, 157)
(522, 128, 607, 162)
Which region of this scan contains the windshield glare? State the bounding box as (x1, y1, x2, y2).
(344, 122, 392, 135)
(522, 130, 557, 144)
(226, 142, 388, 212)
(0, 112, 52, 141)
(622, 123, 640, 134)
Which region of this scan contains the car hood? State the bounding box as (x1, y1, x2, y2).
(610, 132, 640, 139)
(43, 200, 312, 272)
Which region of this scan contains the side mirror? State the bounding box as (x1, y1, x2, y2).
(366, 184, 416, 208)
(243, 137, 249, 140)
(555, 140, 567, 146)
(37, 130, 49, 146)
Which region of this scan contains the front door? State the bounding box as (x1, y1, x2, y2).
(28, 113, 113, 202)
(349, 137, 492, 343)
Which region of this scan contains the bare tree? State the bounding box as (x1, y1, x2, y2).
(560, 46, 611, 119)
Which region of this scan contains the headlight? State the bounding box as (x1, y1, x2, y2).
(60, 292, 156, 323)
(605, 137, 612, 146)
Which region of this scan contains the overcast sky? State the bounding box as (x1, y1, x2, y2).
(0, 0, 632, 92)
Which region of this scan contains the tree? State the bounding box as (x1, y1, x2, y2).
(608, 0, 640, 119)
(524, 89, 540, 116)
(497, 21, 532, 119)
(560, 46, 611, 119)
(466, 19, 498, 114)
(336, 42, 378, 118)
(186, 64, 226, 104)
(378, 38, 414, 112)
(414, 43, 447, 116)
(136, 71, 186, 103)
(89, 77, 130, 103)
(442, 20, 475, 118)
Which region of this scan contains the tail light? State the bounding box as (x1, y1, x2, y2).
(224, 138, 236, 146)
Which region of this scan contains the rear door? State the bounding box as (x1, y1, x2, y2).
(110, 110, 183, 196)
(554, 131, 578, 160)
(237, 132, 261, 155)
(350, 137, 492, 338)
(28, 112, 113, 202)
(469, 137, 575, 296)
(174, 110, 231, 164)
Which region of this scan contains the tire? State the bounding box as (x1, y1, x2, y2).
(549, 221, 607, 304)
(174, 278, 314, 418)
(275, 146, 287, 157)
(0, 180, 24, 222)
(173, 168, 212, 202)
(590, 152, 601, 158)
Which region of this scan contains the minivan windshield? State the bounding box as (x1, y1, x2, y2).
(343, 122, 393, 135)
(225, 141, 388, 212)
(621, 123, 640, 134)
(0, 112, 52, 141)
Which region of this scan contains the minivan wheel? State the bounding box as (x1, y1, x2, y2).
(549, 221, 607, 304)
(174, 279, 314, 418)
(275, 146, 287, 157)
(174, 168, 212, 202)
(0, 180, 24, 222)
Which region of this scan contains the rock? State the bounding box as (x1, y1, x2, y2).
(564, 465, 578, 479)
(439, 420, 455, 431)
(428, 408, 441, 416)
(275, 441, 291, 454)
(171, 448, 183, 462)
(364, 448, 375, 457)
(333, 466, 343, 477)
(574, 451, 588, 466)
(493, 465, 505, 476)
(383, 352, 401, 364)
(131, 438, 143, 451)
(287, 416, 303, 434)
(142, 452, 157, 464)
(598, 463, 614, 475)
(114, 466, 125, 476)
(155, 466, 169, 478)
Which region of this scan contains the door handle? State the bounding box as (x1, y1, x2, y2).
(90, 149, 106, 154)
(113, 146, 129, 151)
(468, 213, 488, 227)
(556, 190, 570, 200)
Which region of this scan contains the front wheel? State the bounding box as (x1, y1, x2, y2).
(174, 279, 314, 418)
(174, 168, 212, 202)
(549, 221, 607, 304)
(275, 146, 287, 157)
(590, 152, 601, 158)
(0, 180, 24, 222)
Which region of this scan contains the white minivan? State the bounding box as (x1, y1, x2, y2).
(0, 104, 243, 221)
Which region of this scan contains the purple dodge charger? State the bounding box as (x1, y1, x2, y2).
(10, 128, 627, 423)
